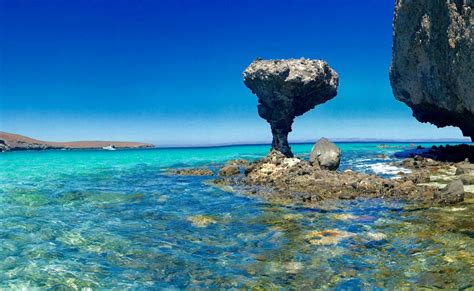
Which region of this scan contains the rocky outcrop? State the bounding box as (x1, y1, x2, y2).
(218, 164, 240, 176)
(390, 0, 473, 139)
(395, 144, 474, 163)
(0, 131, 154, 151)
(213, 150, 469, 207)
(243, 58, 339, 157)
(309, 138, 341, 170)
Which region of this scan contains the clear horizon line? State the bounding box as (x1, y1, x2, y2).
(149, 138, 472, 148)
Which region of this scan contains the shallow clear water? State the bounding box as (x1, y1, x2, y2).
(1, 143, 473, 288)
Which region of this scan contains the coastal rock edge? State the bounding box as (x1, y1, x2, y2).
(390, 0, 473, 139)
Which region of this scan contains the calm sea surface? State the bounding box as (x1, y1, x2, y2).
(0, 143, 473, 289)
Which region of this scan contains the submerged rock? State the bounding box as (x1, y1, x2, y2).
(187, 215, 217, 227)
(333, 213, 358, 221)
(304, 229, 354, 246)
(243, 58, 339, 157)
(310, 138, 341, 171)
(366, 232, 388, 242)
(173, 169, 214, 176)
(390, 0, 473, 139)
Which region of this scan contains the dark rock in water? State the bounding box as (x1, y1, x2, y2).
(218, 164, 240, 177)
(309, 138, 341, 171)
(390, 0, 473, 139)
(243, 58, 339, 157)
(338, 193, 356, 200)
(395, 144, 474, 163)
(173, 169, 214, 176)
(434, 180, 465, 205)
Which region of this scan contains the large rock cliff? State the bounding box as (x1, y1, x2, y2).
(390, 0, 473, 139)
(243, 58, 339, 157)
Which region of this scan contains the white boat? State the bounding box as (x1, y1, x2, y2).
(102, 145, 116, 151)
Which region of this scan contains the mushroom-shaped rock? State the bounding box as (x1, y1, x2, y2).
(310, 138, 341, 171)
(243, 58, 339, 157)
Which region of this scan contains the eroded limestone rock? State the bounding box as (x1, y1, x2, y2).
(243, 58, 339, 157)
(390, 0, 473, 139)
(213, 151, 470, 207)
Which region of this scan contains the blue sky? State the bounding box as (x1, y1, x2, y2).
(0, 0, 465, 145)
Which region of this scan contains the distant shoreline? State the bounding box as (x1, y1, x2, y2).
(1, 131, 471, 152)
(0, 131, 154, 152)
(153, 139, 472, 150)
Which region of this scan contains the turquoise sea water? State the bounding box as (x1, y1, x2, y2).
(1, 143, 473, 289)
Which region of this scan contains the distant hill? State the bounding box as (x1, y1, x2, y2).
(0, 132, 154, 152)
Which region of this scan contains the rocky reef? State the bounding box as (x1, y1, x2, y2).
(390, 0, 473, 139)
(213, 150, 468, 208)
(243, 58, 339, 157)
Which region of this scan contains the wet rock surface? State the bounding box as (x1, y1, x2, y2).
(219, 164, 240, 177)
(213, 151, 471, 208)
(434, 180, 465, 205)
(395, 144, 474, 163)
(243, 58, 339, 157)
(390, 0, 473, 139)
(455, 161, 474, 175)
(310, 138, 341, 170)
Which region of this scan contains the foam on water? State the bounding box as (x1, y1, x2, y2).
(368, 163, 411, 176)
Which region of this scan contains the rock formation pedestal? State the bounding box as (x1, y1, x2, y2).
(243, 58, 339, 157)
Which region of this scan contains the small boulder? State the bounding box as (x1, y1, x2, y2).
(434, 180, 464, 205)
(310, 138, 341, 171)
(219, 164, 240, 177)
(402, 158, 415, 168)
(455, 162, 474, 175)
